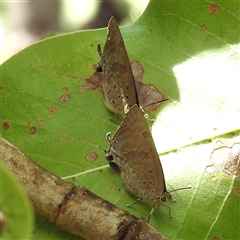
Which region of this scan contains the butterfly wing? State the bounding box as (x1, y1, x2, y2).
(99, 17, 138, 117)
(106, 105, 169, 205)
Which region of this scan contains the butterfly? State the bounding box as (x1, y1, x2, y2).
(105, 104, 172, 221)
(97, 16, 138, 117)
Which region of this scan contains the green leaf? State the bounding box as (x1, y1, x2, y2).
(0, 164, 34, 239)
(1, 0, 240, 239)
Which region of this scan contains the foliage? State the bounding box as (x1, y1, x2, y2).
(1, 0, 240, 239)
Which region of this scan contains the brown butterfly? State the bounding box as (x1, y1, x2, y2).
(97, 16, 138, 117)
(105, 104, 172, 221)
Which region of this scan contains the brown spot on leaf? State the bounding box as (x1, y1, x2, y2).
(85, 152, 99, 162)
(64, 139, 68, 144)
(81, 136, 89, 141)
(131, 60, 166, 111)
(59, 94, 70, 103)
(209, 4, 219, 15)
(212, 237, 221, 240)
(235, 188, 240, 196)
(2, 122, 9, 130)
(80, 72, 104, 92)
(135, 81, 165, 111)
(62, 87, 68, 92)
(0, 86, 4, 91)
(201, 24, 207, 30)
(109, 185, 116, 190)
(211, 176, 217, 181)
(30, 127, 36, 134)
(38, 120, 44, 125)
(47, 107, 57, 114)
(207, 143, 240, 177)
(130, 60, 144, 82)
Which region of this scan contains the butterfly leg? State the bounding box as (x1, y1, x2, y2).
(148, 203, 172, 222)
(162, 203, 173, 218)
(97, 44, 103, 57)
(126, 198, 141, 208)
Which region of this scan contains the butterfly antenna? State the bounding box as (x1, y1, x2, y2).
(142, 98, 169, 109)
(98, 145, 107, 154)
(169, 185, 192, 193)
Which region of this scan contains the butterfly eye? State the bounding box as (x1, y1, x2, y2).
(96, 65, 102, 73)
(106, 154, 113, 161)
(161, 196, 167, 202)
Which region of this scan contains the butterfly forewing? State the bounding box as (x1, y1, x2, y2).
(106, 104, 169, 206)
(99, 17, 138, 117)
